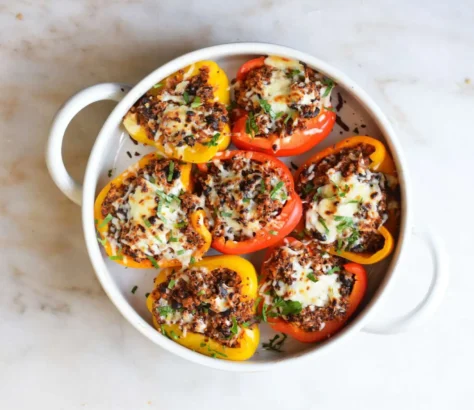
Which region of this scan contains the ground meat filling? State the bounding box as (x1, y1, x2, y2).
(233, 56, 333, 140)
(100, 158, 205, 265)
(296, 143, 398, 254)
(152, 266, 255, 347)
(197, 154, 289, 242)
(127, 66, 228, 152)
(259, 241, 355, 332)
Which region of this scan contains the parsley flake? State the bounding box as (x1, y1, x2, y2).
(167, 161, 175, 182)
(326, 266, 341, 275)
(98, 214, 113, 229)
(146, 255, 160, 269)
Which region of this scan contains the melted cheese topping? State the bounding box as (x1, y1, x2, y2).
(205, 157, 288, 241)
(260, 245, 343, 309)
(306, 170, 384, 244)
(107, 170, 196, 266)
(157, 266, 238, 336)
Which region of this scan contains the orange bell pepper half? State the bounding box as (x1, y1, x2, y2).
(294, 136, 398, 265)
(94, 153, 211, 268)
(259, 237, 367, 343)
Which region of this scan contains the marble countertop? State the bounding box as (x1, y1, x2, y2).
(1, 1, 472, 409)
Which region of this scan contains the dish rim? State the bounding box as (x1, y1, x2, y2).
(81, 42, 411, 371)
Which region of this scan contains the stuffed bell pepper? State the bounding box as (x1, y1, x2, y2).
(294, 136, 400, 264)
(196, 150, 302, 254)
(95, 153, 211, 268)
(123, 60, 231, 163)
(147, 255, 260, 360)
(258, 237, 367, 343)
(231, 56, 336, 156)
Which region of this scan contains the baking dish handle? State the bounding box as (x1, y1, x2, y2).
(46, 83, 132, 206)
(362, 228, 449, 334)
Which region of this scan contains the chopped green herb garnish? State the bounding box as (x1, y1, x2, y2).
(175, 221, 187, 228)
(183, 91, 190, 104)
(202, 132, 220, 147)
(284, 111, 294, 124)
(254, 296, 262, 309)
(190, 256, 196, 264)
(143, 218, 152, 228)
(157, 215, 167, 223)
(262, 333, 287, 353)
(245, 112, 259, 137)
(260, 179, 266, 193)
(109, 255, 123, 261)
(200, 342, 207, 348)
(131, 285, 138, 294)
(243, 198, 251, 203)
(242, 322, 251, 328)
(261, 304, 268, 322)
(98, 213, 113, 228)
(269, 230, 278, 236)
(153, 83, 164, 89)
(177, 250, 185, 256)
(322, 77, 335, 98)
(273, 298, 303, 316)
(221, 211, 233, 217)
(289, 69, 301, 77)
(168, 237, 178, 243)
(97, 237, 107, 246)
(275, 111, 284, 119)
(191, 96, 202, 108)
(230, 317, 239, 335)
(318, 216, 330, 234)
(148, 176, 156, 184)
(259, 99, 275, 118)
(170, 330, 179, 340)
(209, 349, 227, 358)
(157, 306, 174, 317)
(146, 255, 160, 269)
(347, 199, 362, 204)
(160, 324, 169, 338)
(226, 101, 237, 112)
(337, 238, 344, 254)
(307, 272, 318, 282)
(94, 219, 98, 225)
(303, 182, 314, 194)
(324, 106, 336, 112)
(197, 290, 205, 296)
(270, 181, 284, 199)
(167, 161, 175, 182)
(326, 266, 341, 275)
(168, 279, 176, 289)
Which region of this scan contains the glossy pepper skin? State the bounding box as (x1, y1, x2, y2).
(146, 255, 260, 361)
(259, 237, 367, 343)
(123, 60, 231, 163)
(197, 150, 303, 255)
(231, 56, 336, 157)
(294, 136, 397, 265)
(94, 153, 212, 269)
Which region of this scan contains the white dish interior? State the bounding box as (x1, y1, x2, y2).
(92, 53, 402, 365)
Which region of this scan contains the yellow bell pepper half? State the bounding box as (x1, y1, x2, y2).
(295, 136, 398, 265)
(94, 153, 212, 268)
(146, 255, 260, 361)
(123, 60, 231, 163)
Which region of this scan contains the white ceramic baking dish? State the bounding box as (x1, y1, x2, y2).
(46, 42, 449, 371)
